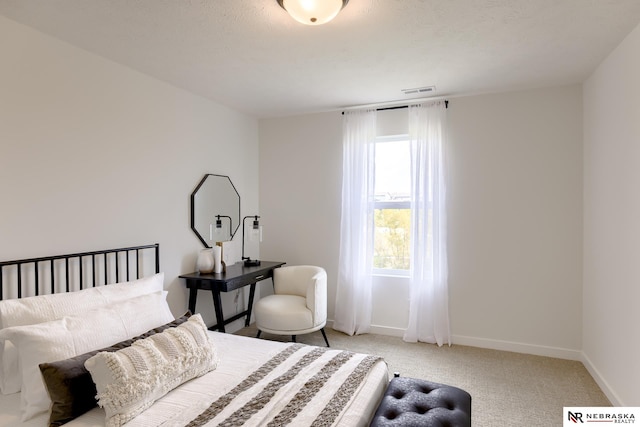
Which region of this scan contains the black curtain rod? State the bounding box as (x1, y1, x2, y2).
(341, 99, 448, 115)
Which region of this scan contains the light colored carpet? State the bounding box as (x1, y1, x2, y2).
(235, 325, 610, 427)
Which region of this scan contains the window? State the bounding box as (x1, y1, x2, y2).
(337, 103, 449, 341)
(373, 135, 410, 275)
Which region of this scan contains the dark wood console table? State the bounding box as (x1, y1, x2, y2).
(180, 261, 285, 333)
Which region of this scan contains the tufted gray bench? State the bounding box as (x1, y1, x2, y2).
(369, 375, 472, 427)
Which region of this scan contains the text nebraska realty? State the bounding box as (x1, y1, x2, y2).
(583, 412, 634, 423)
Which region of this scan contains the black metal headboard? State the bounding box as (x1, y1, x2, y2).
(0, 243, 160, 300)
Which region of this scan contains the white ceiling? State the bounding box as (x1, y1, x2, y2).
(2, 0, 640, 118)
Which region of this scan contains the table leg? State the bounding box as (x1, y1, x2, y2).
(211, 289, 225, 333)
(246, 283, 257, 326)
(188, 286, 198, 314)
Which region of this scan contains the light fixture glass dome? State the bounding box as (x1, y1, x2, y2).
(279, 0, 348, 26)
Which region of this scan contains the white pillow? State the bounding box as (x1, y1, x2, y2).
(0, 290, 174, 421)
(95, 272, 165, 304)
(85, 314, 217, 427)
(0, 272, 164, 395)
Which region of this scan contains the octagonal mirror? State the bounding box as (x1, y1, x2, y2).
(190, 174, 241, 248)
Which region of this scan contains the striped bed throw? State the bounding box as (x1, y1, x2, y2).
(184, 344, 382, 427)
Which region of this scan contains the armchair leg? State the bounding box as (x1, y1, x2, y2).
(291, 335, 296, 343)
(321, 328, 330, 347)
(256, 330, 261, 338)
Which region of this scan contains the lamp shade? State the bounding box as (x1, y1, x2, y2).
(278, 0, 348, 26)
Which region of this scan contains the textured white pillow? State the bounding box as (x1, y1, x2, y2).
(85, 314, 217, 427)
(0, 290, 174, 421)
(0, 272, 164, 395)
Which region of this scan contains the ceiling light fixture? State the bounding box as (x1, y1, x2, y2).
(277, 0, 349, 26)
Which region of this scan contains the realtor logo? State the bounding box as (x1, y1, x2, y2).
(567, 411, 583, 423)
(564, 407, 640, 426)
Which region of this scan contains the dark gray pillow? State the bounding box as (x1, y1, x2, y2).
(39, 312, 192, 427)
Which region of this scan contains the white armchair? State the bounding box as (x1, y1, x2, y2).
(254, 265, 330, 347)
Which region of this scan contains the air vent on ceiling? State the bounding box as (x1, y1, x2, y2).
(402, 86, 436, 95)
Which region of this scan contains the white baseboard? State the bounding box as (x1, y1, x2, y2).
(369, 324, 406, 337)
(451, 334, 582, 360)
(327, 320, 582, 360)
(325, 320, 407, 337)
(581, 352, 623, 406)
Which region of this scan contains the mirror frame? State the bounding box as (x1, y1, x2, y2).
(190, 174, 241, 248)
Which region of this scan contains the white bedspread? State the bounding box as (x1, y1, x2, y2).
(0, 332, 388, 427)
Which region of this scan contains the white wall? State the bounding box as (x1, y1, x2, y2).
(448, 86, 583, 358)
(583, 21, 640, 406)
(259, 85, 584, 358)
(0, 16, 260, 329)
(258, 112, 343, 311)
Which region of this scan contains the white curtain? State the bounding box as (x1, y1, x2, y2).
(333, 109, 377, 336)
(403, 101, 451, 346)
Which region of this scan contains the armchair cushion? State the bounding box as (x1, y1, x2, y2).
(254, 295, 312, 332)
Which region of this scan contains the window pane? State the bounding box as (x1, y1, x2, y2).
(375, 140, 410, 202)
(374, 208, 410, 270)
(374, 138, 411, 271)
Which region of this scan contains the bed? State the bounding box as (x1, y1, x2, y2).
(0, 244, 389, 427)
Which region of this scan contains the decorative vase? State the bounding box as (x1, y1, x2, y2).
(196, 249, 214, 274)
